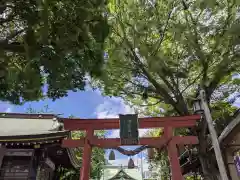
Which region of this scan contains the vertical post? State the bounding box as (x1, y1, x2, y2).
(140, 151, 144, 178)
(199, 90, 229, 180)
(165, 126, 183, 180)
(0, 145, 6, 168)
(28, 150, 35, 179)
(80, 129, 94, 180)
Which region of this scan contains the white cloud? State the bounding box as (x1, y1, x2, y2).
(95, 97, 134, 119)
(107, 129, 148, 138)
(5, 107, 12, 113)
(234, 98, 240, 107)
(94, 97, 149, 138)
(95, 97, 134, 138)
(107, 129, 120, 138)
(0, 102, 12, 113)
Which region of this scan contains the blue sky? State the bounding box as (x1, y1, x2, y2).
(1, 90, 106, 118)
(0, 89, 149, 170)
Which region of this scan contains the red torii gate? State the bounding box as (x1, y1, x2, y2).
(62, 114, 201, 180)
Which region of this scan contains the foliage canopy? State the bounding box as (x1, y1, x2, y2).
(97, 0, 240, 114)
(0, 0, 109, 104)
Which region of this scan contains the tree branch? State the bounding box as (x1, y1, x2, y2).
(139, 100, 161, 107)
(0, 41, 25, 52)
(213, 0, 235, 50)
(115, 11, 189, 115)
(207, 54, 240, 99)
(131, 49, 187, 115)
(181, 71, 203, 94)
(183, 3, 208, 86)
(0, 13, 15, 25)
(152, 3, 175, 56)
(4, 29, 25, 42)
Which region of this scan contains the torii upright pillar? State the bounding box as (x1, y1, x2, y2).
(165, 126, 183, 180)
(80, 129, 93, 180)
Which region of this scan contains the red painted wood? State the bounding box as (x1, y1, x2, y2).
(91, 137, 166, 148)
(62, 136, 198, 149)
(63, 115, 201, 130)
(62, 138, 85, 148)
(80, 129, 93, 180)
(165, 127, 183, 180)
(172, 136, 199, 145)
(168, 141, 183, 180)
(62, 137, 165, 148)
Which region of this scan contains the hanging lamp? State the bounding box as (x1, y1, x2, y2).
(128, 157, 135, 169)
(109, 149, 115, 160)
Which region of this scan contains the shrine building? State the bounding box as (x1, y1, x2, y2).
(0, 113, 80, 180)
(100, 165, 143, 180)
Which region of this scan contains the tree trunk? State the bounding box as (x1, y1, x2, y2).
(198, 121, 220, 180)
(198, 155, 219, 180)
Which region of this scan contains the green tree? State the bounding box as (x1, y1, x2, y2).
(26, 104, 53, 114)
(94, 0, 240, 179)
(0, 0, 109, 104)
(145, 129, 171, 180)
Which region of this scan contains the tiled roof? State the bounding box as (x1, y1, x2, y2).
(0, 113, 62, 138)
(100, 167, 143, 180)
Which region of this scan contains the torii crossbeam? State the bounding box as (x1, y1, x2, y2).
(61, 114, 201, 180)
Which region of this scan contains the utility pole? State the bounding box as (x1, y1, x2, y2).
(140, 151, 144, 178)
(199, 90, 228, 180)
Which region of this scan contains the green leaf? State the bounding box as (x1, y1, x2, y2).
(0, 0, 109, 103)
(233, 78, 240, 85)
